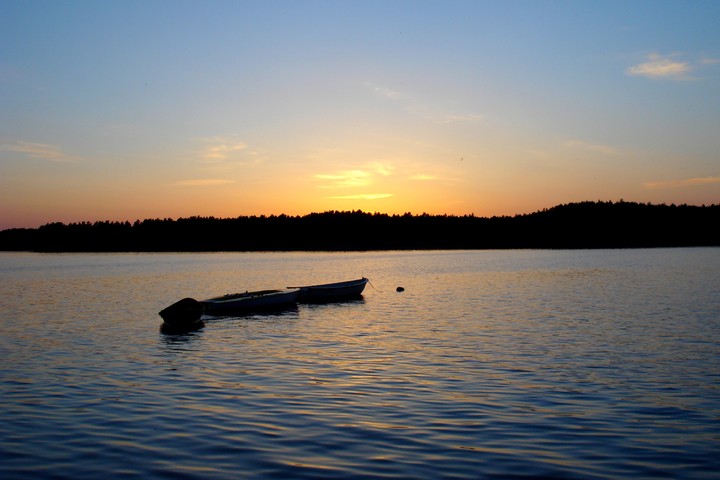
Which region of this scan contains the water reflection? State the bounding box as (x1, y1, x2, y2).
(159, 320, 205, 338)
(302, 296, 366, 306)
(203, 304, 300, 320)
(4, 249, 719, 480)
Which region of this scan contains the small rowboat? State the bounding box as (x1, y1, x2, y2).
(202, 288, 300, 315)
(292, 277, 368, 302)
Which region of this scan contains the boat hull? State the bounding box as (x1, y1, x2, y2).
(296, 277, 368, 302)
(159, 297, 205, 327)
(202, 289, 300, 315)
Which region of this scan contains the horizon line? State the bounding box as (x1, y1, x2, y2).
(3, 199, 719, 232)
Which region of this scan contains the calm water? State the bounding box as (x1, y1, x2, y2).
(1, 249, 719, 479)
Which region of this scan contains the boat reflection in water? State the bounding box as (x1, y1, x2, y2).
(160, 319, 205, 335)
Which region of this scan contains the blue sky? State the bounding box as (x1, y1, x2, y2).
(1, 1, 719, 229)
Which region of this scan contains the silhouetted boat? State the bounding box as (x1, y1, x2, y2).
(202, 288, 301, 315)
(292, 277, 368, 302)
(159, 279, 367, 327)
(159, 297, 205, 328)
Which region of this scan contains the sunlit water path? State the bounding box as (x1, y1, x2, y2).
(1, 249, 719, 479)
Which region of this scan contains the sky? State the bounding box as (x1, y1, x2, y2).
(1, 0, 719, 229)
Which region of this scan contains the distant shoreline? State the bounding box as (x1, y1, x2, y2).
(1, 201, 718, 252)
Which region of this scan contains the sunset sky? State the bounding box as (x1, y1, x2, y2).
(2, 1, 719, 230)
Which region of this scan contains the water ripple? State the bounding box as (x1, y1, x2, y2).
(2, 249, 720, 479)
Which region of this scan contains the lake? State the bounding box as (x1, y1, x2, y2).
(1, 249, 719, 479)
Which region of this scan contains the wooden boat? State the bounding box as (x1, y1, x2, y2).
(293, 277, 368, 302)
(202, 288, 300, 315)
(159, 297, 205, 328)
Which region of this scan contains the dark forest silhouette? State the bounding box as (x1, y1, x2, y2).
(1, 201, 718, 252)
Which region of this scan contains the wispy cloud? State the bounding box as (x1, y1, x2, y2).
(327, 193, 393, 200)
(170, 179, 235, 187)
(367, 162, 395, 176)
(314, 163, 394, 189)
(627, 53, 690, 79)
(372, 85, 406, 100)
(315, 170, 372, 188)
(409, 171, 461, 182)
(624, 52, 719, 80)
(369, 82, 421, 113)
(0, 140, 78, 162)
(437, 113, 485, 124)
(368, 82, 484, 124)
(643, 176, 720, 189)
(563, 140, 619, 155)
(409, 174, 437, 181)
(199, 136, 250, 163)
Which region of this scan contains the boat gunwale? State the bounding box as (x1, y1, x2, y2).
(203, 288, 300, 304)
(293, 277, 368, 290)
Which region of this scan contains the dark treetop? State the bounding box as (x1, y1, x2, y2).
(1, 201, 718, 252)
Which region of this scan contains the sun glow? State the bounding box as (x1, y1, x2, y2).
(1, 2, 719, 230)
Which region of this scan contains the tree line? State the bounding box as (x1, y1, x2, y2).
(1, 200, 718, 252)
